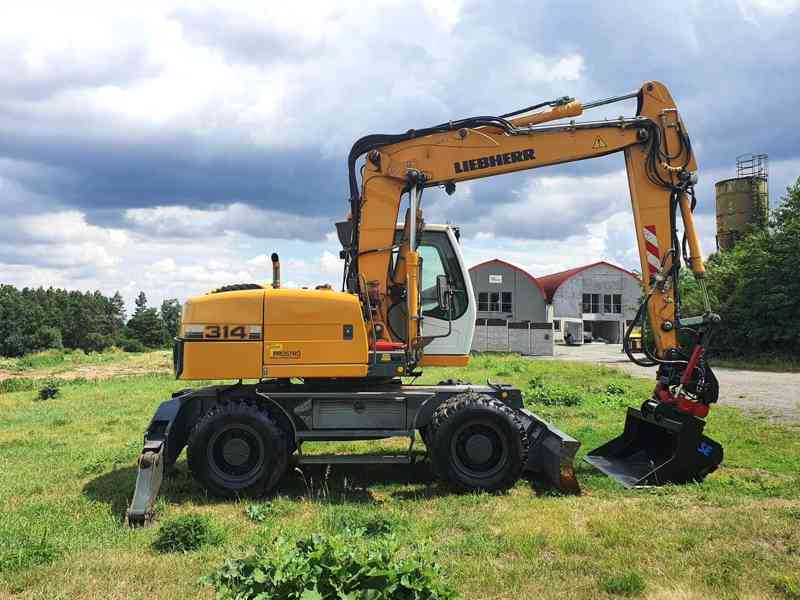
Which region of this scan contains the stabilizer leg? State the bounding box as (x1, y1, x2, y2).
(126, 441, 165, 527)
(124, 392, 196, 526)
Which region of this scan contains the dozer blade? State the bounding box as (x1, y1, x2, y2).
(584, 402, 722, 488)
(520, 409, 581, 494)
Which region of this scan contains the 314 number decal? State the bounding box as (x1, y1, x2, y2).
(203, 325, 247, 340)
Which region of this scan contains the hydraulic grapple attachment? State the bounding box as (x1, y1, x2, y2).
(584, 400, 723, 487)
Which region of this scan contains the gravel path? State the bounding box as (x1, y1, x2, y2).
(544, 343, 800, 422)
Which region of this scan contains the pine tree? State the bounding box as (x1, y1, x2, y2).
(127, 291, 165, 348)
(107, 292, 127, 343)
(160, 298, 182, 344)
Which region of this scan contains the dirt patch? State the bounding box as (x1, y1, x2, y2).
(0, 352, 172, 383)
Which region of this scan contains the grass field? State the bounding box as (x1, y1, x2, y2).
(1, 353, 799, 599)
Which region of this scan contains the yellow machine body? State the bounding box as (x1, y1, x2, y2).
(179, 288, 369, 380)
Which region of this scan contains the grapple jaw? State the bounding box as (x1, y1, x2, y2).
(519, 409, 581, 494)
(584, 400, 723, 487)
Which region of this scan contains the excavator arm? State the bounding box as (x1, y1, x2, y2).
(345, 81, 723, 486)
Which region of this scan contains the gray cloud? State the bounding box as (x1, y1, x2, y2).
(0, 0, 797, 248)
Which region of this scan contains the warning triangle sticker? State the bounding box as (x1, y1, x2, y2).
(592, 136, 608, 150)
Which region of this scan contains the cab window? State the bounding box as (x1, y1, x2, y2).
(391, 229, 468, 321)
(418, 232, 468, 320)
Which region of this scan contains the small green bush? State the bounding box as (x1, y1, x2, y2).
(153, 513, 224, 553)
(600, 571, 645, 596)
(525, 378, 583, 407)
(120, 338, 146, 353)
(37, 378, 60, 401)
(245, 503, 272, 523)
(773, 575, 800, 599)
(323, 506, 398, 537)
(36, 327, 63, 351)
(203, 532, 457, 600)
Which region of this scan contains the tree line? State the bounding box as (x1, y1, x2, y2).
(680, 176, 800, 358)
(0, 286, 181, 356)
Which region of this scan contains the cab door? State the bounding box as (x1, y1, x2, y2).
(416, 226, 476, 358)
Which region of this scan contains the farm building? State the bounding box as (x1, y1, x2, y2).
(467, 259, 552, 355)
(538, 261, 641, 344)
(468, 259, 641, 346)
(467, 258, 547, 322)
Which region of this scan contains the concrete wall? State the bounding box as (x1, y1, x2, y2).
(471, 320, 554, 356)
(469, 262, 547, 322)
(551, 264, 640, 321)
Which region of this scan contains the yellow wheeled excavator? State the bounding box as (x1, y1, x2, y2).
(127, 81, 723, 525)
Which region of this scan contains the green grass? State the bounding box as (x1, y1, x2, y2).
(0, 353, 799, 599)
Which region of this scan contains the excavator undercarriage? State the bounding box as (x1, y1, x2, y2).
(127, 379, 579, 525)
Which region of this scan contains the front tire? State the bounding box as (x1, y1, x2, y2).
(429, 392, 528, 492)
(187, 401, 288, 498)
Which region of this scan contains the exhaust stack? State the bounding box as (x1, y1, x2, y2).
(271, 253, 280, 289)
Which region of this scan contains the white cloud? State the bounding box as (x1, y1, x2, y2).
(319, 250, 343, 276)
(738, 0, 799, 22)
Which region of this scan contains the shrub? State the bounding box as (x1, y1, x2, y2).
(84, 332, 114, 353)
(37, 378, 60, 401)
(153, 513, 224, 553)
(120, 338, 146, 353)
(36, 327, 63, 350)
(600, 571, 646, 596)
(203, 532, 457, 600)
(323, 506, 398, 537)
(245, 503, 272, 523)
(773, 575, 800, 599)
(525, 378, 583, 407)
(2, 333, 32, 358)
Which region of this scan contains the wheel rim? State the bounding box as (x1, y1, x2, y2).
(207, 423, 266, 487)
(450, 420, 509, 481)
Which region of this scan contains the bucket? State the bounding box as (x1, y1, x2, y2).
(584, 401, 722, 487)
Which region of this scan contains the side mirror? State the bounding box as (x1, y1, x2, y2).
(436, 274, 450, 310)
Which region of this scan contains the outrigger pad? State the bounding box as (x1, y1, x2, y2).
(520, 409, 581, 495)
(584, 404, 723, 488)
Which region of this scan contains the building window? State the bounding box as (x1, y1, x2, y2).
(613, 294, 622, 313)
(603, 294, 612, 313)
(489, 292, 500, 312)
(478, 292, 489, 312)
(582, 293, 599, 313)
(501, 292, 512, 313)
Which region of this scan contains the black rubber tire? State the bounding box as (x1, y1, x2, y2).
(429, 392, 528, 492)
(210, 283, 263, 294)
(187, 401, 288, 498)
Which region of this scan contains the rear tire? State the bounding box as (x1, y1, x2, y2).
(429, 392, 528, 492)
(187, 401, 288, 498)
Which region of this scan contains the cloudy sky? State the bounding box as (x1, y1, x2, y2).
(2, 0, 799, 311)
